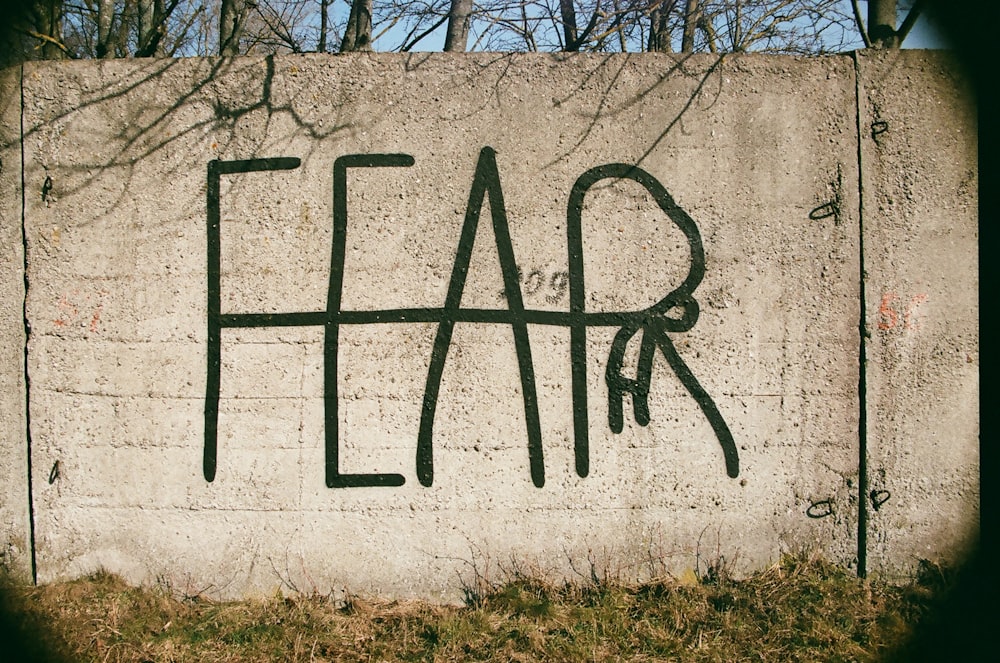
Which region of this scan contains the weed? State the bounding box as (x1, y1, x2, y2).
(0, 554, 960, 662)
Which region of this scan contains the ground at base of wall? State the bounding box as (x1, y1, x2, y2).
(0, 552, 986, 663)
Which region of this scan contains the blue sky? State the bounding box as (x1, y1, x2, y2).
(901, 9, 947, 48)
(369, 1, 949, 53)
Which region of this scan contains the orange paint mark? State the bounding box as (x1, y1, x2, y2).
(877, 291, 930, 334)
(877, 292, 898, 330)
(53, 289, 107, 333)
(89, 305, 102, 333)
(54, 293, 78, 329)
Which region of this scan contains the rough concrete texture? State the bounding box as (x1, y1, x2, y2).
(0, 66, 32, 581)
(857, 50, 978, 579)
(0, 51, 971, 600)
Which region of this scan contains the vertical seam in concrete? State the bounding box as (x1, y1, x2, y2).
(20, 63, 38, 585)
(852, 51, 869, 579)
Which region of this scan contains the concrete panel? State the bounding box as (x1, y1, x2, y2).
(857, 50, 978, 578)
(22, 54, 862, 599)
(0, 66, 32, 581)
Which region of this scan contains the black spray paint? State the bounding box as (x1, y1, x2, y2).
(205, 147, 739, 487)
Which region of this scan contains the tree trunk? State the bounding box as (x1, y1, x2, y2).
(868, 0, 899, 48)
(681, 0, 699, 52)
(698, 14, 717, 52)
(648, 5, 672, 52)
(559, 0, 579, 51)
(113, 3, 131, 57)
(96, 0, 113, 58)
(444, 0, 474, 52)
(35, 0, 66, 59)
(137, 0, 167, 57)
(219, 0, 249, 55)
(340, 0, 373, 52)
(318, 0, 330, 52)
(139, 0, 155, 43)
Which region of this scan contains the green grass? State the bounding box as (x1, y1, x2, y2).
(0, 553, 951, 662)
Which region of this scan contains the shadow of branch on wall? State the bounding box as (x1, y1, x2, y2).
(5, 50, 735, 232)
(8, 54, 364, 226)
(543, 52, 726, 170)
(389, 50, 728, 175)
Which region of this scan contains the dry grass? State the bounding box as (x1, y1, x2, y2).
(0, 553, 951, 662)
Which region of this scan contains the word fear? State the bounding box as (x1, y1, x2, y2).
(204, 147, 738, 489)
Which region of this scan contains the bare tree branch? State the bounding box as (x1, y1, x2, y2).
(402, 13, 449, 50)
(897, 0, 925, 43)
(17, 26, 74, 55)
(851, 0, 872, 47)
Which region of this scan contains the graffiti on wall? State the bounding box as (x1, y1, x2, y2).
(204, 147, 739, 488)
(876, 291, 928, 332)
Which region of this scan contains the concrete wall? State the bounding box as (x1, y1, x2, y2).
(0, 51, 976, 600)
(857, 50, 979, 578)
(1, 66, 32, 582)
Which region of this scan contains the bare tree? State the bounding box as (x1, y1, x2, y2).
(853, 0, 924, 48)
(29, 0, 70, 58)
(678, 1, 858, 54)
(57, 0, 203, 58)
(95, 0, 114, 57)
(680, 0, 699, 50)
(318, 0, 331, 50)
(559, 0, 605, 51)
(558, 0, 579, 48)
(220, 0, 252, 54)
(444, 0, 473, 50)
(486, 0, 857, 54)
(648, 1, 678, 52)
(137, 0, 185, 56)
(242, 0, 310, 52)
(341, 0, 374, 50)
(3, 0, 893, 61)
(139, 0, 156, 50)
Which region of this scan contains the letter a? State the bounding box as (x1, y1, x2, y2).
(416, 147, 545, 488)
